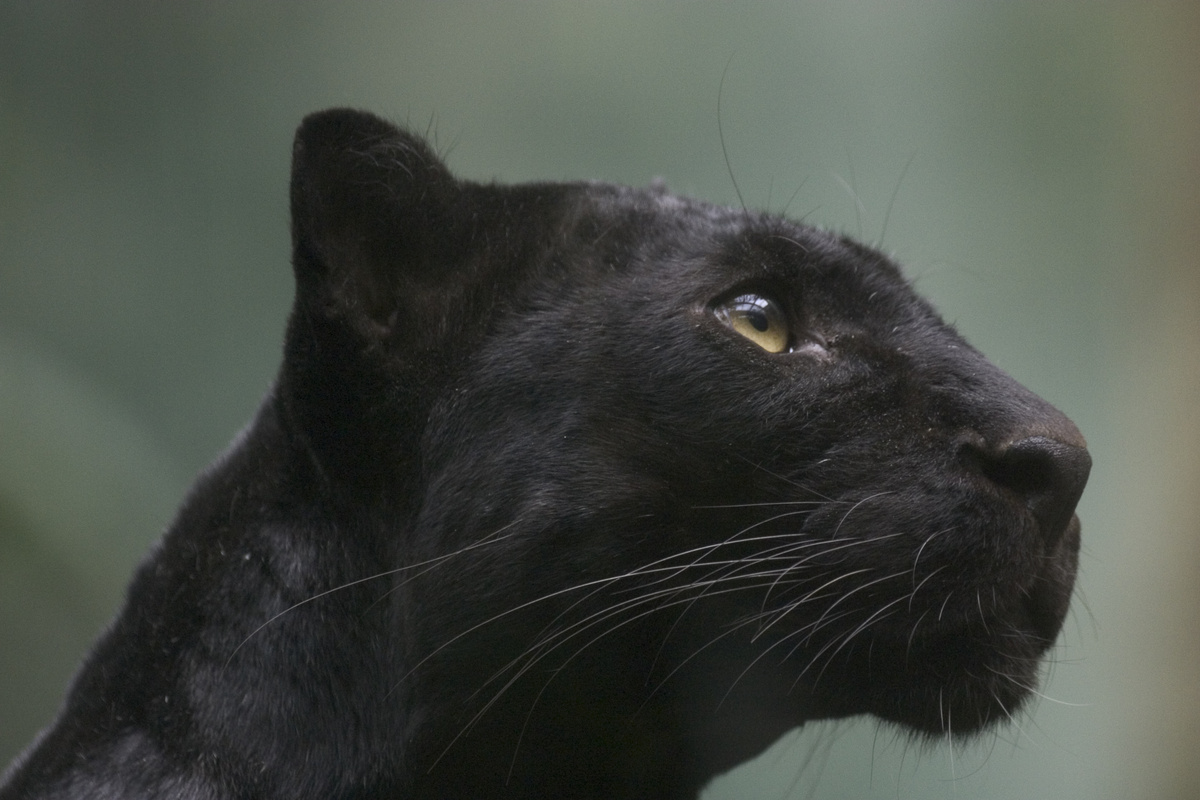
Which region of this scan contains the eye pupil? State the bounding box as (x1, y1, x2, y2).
(746, 309, 769, 332)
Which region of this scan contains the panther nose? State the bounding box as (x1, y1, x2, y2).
(967, 435, 1092, 547)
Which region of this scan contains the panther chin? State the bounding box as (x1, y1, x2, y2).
(814, 514, 1080, 738)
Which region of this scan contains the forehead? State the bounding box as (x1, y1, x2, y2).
(575, 182, 901, 290)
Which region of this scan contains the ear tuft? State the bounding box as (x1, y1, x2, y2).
(289, 109, 457, 330)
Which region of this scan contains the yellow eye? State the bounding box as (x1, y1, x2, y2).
(715, 294, 790, 353)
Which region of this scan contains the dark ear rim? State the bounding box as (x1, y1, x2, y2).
(290, 108, 454, 207)
(288, 108, 458, 329)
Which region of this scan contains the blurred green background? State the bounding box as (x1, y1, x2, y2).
(2, 3, 1197, 798)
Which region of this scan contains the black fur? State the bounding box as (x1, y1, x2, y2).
(0, 109, 1090, 799)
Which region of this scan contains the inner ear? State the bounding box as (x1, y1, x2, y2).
(288, 108, 459, 334)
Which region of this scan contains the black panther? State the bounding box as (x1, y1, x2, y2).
(0, 109, 1089, 799)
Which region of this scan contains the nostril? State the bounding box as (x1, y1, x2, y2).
(966, 435, 1091, 546)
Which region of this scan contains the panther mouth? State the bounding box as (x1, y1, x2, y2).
(777, 503, 1082, 737)
(872, 520, 1079, 736)
(871, 432, 1088, 735)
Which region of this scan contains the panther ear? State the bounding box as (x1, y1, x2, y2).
(288, 108, 459, 335)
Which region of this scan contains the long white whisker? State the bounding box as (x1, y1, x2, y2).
(831, 491, 894, 538)
(223, 520, 520, 668)
(911, 526, 952, 585)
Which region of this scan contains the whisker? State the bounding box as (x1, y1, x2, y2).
(907, 565, 947, 611)
(690, 500, 825, 509)
(809, 594, 911, 686)
(981, 665, 1089, 708)
(831, 491, 894, 538)
(446, 575, 807, 767)
(222, 520, 520, 668)
(752, 568, 874, 643)
(728, 452, 835, 501)
(911, 526, 952, 584)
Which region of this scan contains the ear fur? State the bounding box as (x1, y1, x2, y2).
(280, 110, 467, 488)
(279, 111, 577, 488)
(289, 108, 458, 333)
